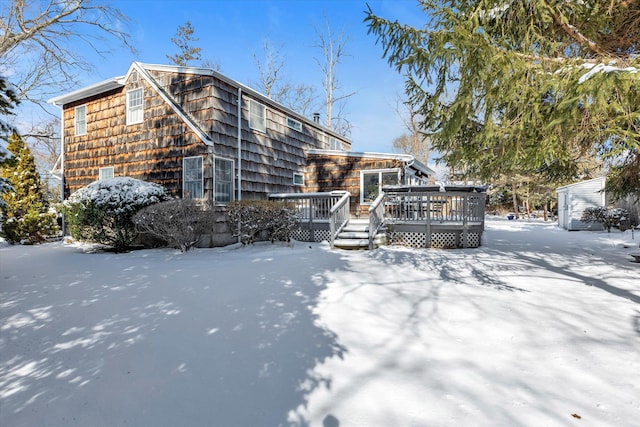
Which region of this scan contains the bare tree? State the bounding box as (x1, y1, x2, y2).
(201, 58, 222, 72)
(392, 96, 430, 164)
(253, 39, 285, 99)
(277, 82, 317, 117)
(167, 21, 202, 67)
(0, 0, 132, 107)
(251, 39, 318, 116)
(314, 19, 356, 135)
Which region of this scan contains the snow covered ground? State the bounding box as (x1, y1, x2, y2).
(1, 217, 639, 427)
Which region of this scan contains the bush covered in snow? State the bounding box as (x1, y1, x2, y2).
(132, 198, 216, 252)
(225, 200, 301, 244)
(581, 206, 629, 232)
(63, 177, 170, 252)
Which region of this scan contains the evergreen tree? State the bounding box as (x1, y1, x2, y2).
(365, 1, 640, 200)
(1, 75, 19, 205)
(166, 21, 202, 67)
(1, 132, 58, 243)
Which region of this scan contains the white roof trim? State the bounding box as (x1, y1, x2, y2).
(307, 149, 436, 176)
(131, 62, 213, 146)
(48, 76, 125, 106)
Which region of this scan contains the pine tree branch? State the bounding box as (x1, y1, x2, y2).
(541, 0, 611, 59)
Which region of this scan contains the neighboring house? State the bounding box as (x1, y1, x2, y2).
(557, 177, 606, 230)
(49, 62, 432, 214)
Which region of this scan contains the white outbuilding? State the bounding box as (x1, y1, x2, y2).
(556, 177, 606, 231)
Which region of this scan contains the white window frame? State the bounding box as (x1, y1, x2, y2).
(249, 99, 266, 132)
(126, 88, 144, 125)
(329, 137, 342, 150)
(293, 172, 305, 186)
(287, 117, 302, 132)
(213, 156, 234, 204)
(98, 166, 114, 181)
(360, 168, 400, 205)
(75, 105, 87, 136)
(183, 156, 204, 199)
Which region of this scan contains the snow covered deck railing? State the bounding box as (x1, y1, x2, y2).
(382, 185, 487, 248)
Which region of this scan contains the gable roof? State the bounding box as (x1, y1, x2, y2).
(48, 62, 350, 146)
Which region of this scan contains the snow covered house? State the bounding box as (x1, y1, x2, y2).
(48, 62, 433, 215)
(556, 177, 606, 231)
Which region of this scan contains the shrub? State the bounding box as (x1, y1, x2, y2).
(63, 177, 170, 251)
(581, 206, 629, 232)
(133, 198, 216, 252)
(225, 200, 300, 244)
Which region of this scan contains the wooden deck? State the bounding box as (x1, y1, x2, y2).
(270, 185, 487, 249)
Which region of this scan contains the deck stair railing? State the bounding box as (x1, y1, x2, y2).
(368, 192, 387, 249)
(329, 191, 351, 248)
(269, 191, 350, 247)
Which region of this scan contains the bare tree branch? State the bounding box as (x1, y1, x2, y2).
(0, 0, 133, 107)
(314, 18, 356, 135)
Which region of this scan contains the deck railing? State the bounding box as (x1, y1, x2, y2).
(269, 191, 350, 246)
(329, 192, 351, 248)
(383, 186, 486, 224)
(368, 192, 386, 249)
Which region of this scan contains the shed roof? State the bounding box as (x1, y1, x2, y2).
(556, 176, 605, 192)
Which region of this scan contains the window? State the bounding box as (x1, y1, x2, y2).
(329, 137, 342, 150)
(293, 172, 304, 186)
(183, 156, 203, 199)
(361, 169, 399, 203)
(126, 88, 143, 125)
(287, 117, 302, 132)
(99, 166, 114, 181)
(249, 99, 266, 132)
(214, 157, 234, 203)
(75, 105, 87, 136)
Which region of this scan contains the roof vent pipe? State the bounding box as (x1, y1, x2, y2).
(313, 113, 320, 123)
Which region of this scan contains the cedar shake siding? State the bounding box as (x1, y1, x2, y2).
(62, 79, 204, 198)
(306, 152, 416, 216)
(52, 62, 350, 201)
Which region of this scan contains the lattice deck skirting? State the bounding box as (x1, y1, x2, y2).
(388, 231, 481, 248)
(291, 228, 330, 243)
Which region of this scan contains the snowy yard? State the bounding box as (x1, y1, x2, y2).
(1, 218, 639, 426)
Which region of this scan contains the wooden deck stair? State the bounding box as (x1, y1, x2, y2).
(333, 218, 387, 250)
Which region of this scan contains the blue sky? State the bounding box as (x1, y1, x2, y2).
(73, 0, 427, 153)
